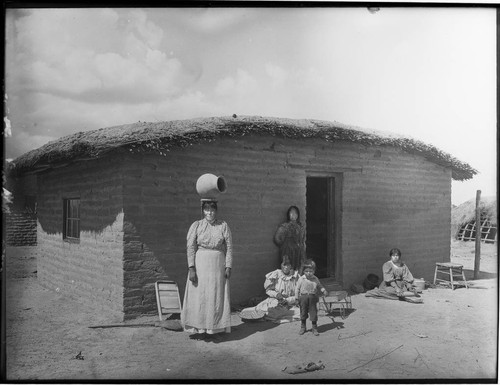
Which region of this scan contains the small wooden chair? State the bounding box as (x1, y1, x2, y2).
(433, 262, 469, 290)
(320, 290, 352, 319)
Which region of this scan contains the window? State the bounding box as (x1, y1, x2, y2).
(63, 198, 80, 240)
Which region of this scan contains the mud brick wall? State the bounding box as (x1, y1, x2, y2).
(36, 159, 126, 322)
(5, 173, 37, 197)
(121, 135, 451, 309)
(5, 174, 38, 246)
(6, 212, 37, 246)
(30, 134, 452, 319)
(121, 157, 182, 319)
(341, 148, 452, 285)
(121, 216, 171, 319)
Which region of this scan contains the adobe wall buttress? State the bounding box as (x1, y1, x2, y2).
(6, 212, 37, 246)
(6, 174, 38, 246)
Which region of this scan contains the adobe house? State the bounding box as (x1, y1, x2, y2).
(8, 115, 476, 322)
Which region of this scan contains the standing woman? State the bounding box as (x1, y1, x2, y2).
(181, 200, 233, 339)
(273, 206, 306, 272)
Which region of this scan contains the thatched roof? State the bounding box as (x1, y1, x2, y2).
(451, 196, 497, 227)
(9, 115, 476, 180)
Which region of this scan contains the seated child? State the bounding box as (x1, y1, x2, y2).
(294, 260, 327, 336)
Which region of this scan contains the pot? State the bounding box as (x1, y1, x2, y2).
(363, 273, 379, 290)
(413, 278, 426, 291)
(196, 173, 227, 199)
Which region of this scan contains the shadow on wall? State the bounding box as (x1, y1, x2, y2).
(38, 205, 123, 236)
(36, 157, 125, 236)
(37, 202, 176, 319)
(121, 201, 195, 318)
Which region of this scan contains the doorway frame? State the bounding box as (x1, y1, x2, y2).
(306, 171, 343, 281)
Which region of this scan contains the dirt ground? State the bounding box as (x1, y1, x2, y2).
(3, 240, 498, 381)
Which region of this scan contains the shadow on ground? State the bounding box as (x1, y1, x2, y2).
(463, 269, 497, 280)
(206, 319, 280, 343)
(318, 318, 345, 332)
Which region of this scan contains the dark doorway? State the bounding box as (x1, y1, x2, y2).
(306, 176, 340, 279)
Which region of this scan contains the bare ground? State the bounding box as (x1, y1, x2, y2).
(3, 240, 498, 381)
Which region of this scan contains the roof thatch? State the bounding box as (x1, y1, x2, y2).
(451, 196, 497, 227)
(9, 115, 476, 180)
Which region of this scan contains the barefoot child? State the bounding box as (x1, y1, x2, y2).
(294, 260, 327, 336)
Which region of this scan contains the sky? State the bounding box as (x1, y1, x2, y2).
(4, 6, 497, 206)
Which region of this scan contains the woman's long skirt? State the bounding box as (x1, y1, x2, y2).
(379, 280, 414, 294)
(280, 239, 305, 272)
(181, 248, 231, 334)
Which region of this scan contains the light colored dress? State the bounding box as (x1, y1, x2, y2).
(273, 221, 306, 271)
(181, 218, 233, 334)
(379, 260, 415, 293)
(240, 268, 300, 323)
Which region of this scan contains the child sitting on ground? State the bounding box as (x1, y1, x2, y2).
(294, 260, 327, 336)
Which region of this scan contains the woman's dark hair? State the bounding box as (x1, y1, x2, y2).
(286, 205, 301, 222)
(389, 248, 402, 257)
(202, 201, 218, 211)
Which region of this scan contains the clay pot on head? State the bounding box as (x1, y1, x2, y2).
(196, 173, 227, 199)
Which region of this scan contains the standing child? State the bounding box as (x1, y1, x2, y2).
(294, 260, 327, 336)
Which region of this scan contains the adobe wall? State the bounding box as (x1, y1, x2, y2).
(5, 173, 37, 197)
(121, 135, 451, 309)
(36, 159, 126, 322)
(5, 174, 38, 246)
(6, 212, 37, 246)
(341, 149, 452, 284)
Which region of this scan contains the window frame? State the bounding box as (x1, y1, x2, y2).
(63, 198, 80, 242)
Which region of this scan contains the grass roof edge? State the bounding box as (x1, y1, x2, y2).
(8, 115, 477, 181)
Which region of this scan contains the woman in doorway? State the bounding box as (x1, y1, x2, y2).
(273, 206, 306, 272)
(181, 200, 233, 340)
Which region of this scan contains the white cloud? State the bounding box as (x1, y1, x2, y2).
(127, 9, 164, 49)
(152, 91, 227, 120)
(94, 52, 140, 88)
(181, 8, 256, 34)
(7, 9, 195, 103)
(214, 77, 235, 96)
(265, 63, 288, 88)
(214, 69, 257, 97)
(4, 87, 221, 160)
(294, 67, 324, 90)
(6, 130, 57, 158)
